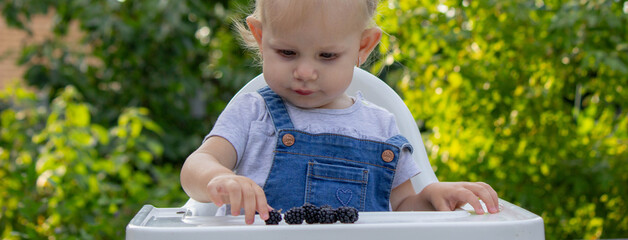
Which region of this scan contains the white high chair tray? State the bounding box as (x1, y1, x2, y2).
(126, 199, 544, 240)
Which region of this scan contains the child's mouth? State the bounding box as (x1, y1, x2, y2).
(295, 89, 313, 95)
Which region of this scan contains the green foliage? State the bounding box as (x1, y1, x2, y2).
(0, 0, 257, 238)
(375, 0, 628, 239)
(2, 0, 627, 239)
(1, 0, 257, 161)
(0, 84, 186, 239)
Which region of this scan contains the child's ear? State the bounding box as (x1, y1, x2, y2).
(358, 27, 383, 66)
(246, 16, 263, 50)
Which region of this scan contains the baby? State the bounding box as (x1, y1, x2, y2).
(181, 0, 499, 224)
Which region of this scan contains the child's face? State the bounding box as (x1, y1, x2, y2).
(256, 1, 367, 109)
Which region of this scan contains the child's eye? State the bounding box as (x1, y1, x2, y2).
(319, 52, 337, 60)
(278, 50, 296, 57)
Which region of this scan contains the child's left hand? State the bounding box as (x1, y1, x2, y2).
(421, 181, 500, 214)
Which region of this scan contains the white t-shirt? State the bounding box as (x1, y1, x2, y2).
(207, 91, 421, 192)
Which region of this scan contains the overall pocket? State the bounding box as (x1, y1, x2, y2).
(305, 161, 368, 211)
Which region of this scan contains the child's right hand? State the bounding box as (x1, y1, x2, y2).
(206, 174, 270, 224)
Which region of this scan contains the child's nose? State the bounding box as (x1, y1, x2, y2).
(293, 62, 318, 81)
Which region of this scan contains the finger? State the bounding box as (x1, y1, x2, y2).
(469, 183, 495, 212)
(226, 182, 242, 216)
(432, 198, 454, 211)
(255, 187, 270, 221)
(242, 184, 256, 224)
(459, 189, 485, 215)
(207, 184, 224, 207)
(467, 182, 499, 214)
(478, 182, 499, 213)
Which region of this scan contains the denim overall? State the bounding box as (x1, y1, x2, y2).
(258, 86, 413, 211)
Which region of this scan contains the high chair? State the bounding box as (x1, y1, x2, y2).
(126, 67, 544, 239)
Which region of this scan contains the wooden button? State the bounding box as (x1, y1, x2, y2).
(282, 134, 295, 147)
(381, 150, 394, 162)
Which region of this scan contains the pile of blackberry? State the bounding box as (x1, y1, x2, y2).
(264, 203, 359, 225)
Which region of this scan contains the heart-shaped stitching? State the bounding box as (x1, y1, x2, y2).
(336, 188, 353, 206)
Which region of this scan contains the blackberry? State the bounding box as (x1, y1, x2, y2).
(318, 206, 337, 224)
(264, 210, 282, 225)
(284, 207, 305, 225)
(302, 203, 321, 224)
(336, 206, 359, 223)
(320, 205, 333, 210)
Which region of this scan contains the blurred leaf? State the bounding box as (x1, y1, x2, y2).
(376, 0, 628, 239)
(65, 103, 90, 127)
(0, 84, 188, 239)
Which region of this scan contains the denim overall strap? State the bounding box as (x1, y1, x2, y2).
(257, 86, 294, 130)
(386, 135, 414, 154)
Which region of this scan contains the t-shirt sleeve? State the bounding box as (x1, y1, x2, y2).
(205, 93, 267, 165)
(392, 148, 421, 189)
(387, 116, 421, 189)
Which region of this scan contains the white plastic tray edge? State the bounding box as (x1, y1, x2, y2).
(126, 199, 545, 240)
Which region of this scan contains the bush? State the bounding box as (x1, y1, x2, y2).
(0, 84, 186, 239)
(0, 1, 255, 238)
(1, 0, 256, 162)
(375, 0, 628, 239)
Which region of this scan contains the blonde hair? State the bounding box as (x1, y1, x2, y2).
(234, 0, 379, 60)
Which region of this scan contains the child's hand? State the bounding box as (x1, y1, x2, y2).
(206, 175, 270, 224)
(422, 181, 500, 214)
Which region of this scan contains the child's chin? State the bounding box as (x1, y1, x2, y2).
(288, 98, 324, 109)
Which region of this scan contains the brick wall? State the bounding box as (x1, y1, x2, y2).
(0, 17, 23, 88)
(0, 11, 80, 89)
